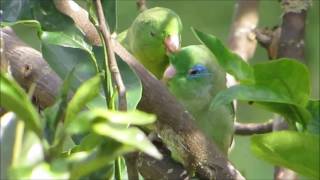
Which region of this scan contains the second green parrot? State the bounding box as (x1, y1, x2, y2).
(163, 45, 234, 154)
(118, 7, 183, 79)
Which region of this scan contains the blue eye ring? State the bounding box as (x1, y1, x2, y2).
(187, 64, 211, 79)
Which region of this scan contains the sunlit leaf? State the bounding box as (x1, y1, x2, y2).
(251, 131, 319, 178)
(193, 28, 254, 83)
(65, 75, 101, 124)
(68, 140, 133, 179)
(0, 73, 42, 137)
(93, 123, 161, 159)
(253, 59, 310, 106)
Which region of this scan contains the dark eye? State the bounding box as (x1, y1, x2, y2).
(187, 64, 210, 79)
(150, 31, 156, 37)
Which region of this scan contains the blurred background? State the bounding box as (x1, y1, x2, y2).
(117, 0, 319, 179)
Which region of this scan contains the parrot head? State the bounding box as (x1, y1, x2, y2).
(127, 7, 182, 78)
(163, 45, 226, 113)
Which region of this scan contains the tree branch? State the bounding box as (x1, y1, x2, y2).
(94, 0, 127, 111)
(1, 27, 61, 109)
(255, 0, 311, 179)
(2, 1, 246, 179)
(234, 121, 273, 135)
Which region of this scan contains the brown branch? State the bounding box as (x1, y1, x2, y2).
(255, 0, 311, 179)
(137, 135, 189, 180)
(234, 121, 273, 135)
(94, 0, 127, 111)
(255, 26, 282, 59)
(136, 0, 147, 12)
(274, 0, 310, 179)
(112, 37, 245, 180)
(1, 27, 62, 109)
(1, 1, 246, 179)
(53, 0, 101, 46)
(55, 1, 245, 179)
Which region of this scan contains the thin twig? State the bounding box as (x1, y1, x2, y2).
(234, 121, 273, 135)
(95, 0, 127, 111)
(272, 0, 311, 179)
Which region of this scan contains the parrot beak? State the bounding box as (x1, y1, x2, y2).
(164, 34, 180, 54)
(162, 64, 176, 83)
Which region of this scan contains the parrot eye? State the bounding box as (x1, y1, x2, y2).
(187, 64, 210, 79)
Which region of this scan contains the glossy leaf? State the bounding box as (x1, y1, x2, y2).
(31, 0, 75, 31)
(193, 28, 254, 83)
(251, 131, 319, 178)
(2, 20, 42, 51)
(211, 59, 311, 127)
(68, 140, 133, 179)
(253, 59, 310, 106)
(0, 73, 42, 137)
(68, 108, 155, 132)
(41, 30, 92, 53)
(65, 75, 101, 124)
(93, 123, 161, 159)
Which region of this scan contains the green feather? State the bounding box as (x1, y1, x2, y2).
(119, 7, 182, 79)
(165, 45, 234, 154)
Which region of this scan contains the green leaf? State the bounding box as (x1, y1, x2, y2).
(102, 0, 117, 33)
(2, 20, 42, 51)
(41, 30, 92, 53)
(67, 109, 155, 135)
(306, 100, 320, 134)
(93, 46, 143, 110)
(10, 160, 69, 180)
(253, 59, 310, 106)
(193, 28, 254, 83)
(65, 75, 101, 124)
(251, 131, 319, 178)
(211, 59, 311, 128)
(0, 73, 42, 137)
(68, 140, 133, 179)
(41, 43, 97, 90)
(93, 123, 161, 159)
(31, 0, 76, 31)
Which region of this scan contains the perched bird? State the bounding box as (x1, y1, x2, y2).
(118, 7, 182, 79)
(163, 45, 234, 154)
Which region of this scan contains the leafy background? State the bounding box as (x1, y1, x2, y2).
(116, 1, 319, 179)
(1, 0, 318, 179)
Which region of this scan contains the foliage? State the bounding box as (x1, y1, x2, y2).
(0, 0, 318, 179)
(193, 29, 319, 178)
(0, 0, 154, 179)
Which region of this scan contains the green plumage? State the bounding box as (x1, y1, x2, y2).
(119, 7, 182, 79)
(165, 45, 234, 154)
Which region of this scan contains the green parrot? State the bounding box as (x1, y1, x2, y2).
(163, 45, 234, 154)
(118, 7, 183, 79)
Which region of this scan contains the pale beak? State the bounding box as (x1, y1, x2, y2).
(164, 34, 180, 54)
(162, 64, 176, 83)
